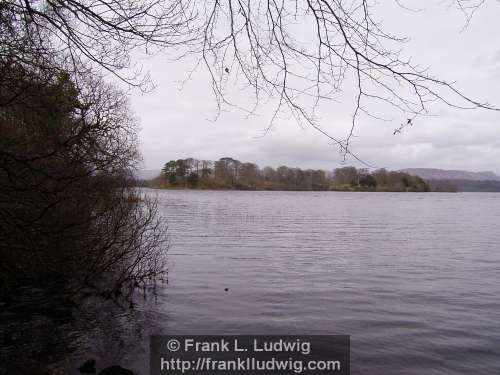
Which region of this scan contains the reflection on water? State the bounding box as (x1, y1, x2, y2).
(0, 290, 160, 374)
(2, 190, 500, 374)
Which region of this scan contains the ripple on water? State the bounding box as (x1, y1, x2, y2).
(156, 191, 500, 374)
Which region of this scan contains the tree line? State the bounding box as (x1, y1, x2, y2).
(151, 158, 430, 192)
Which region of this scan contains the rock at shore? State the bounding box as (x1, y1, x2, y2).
(78, 359, 96, 373)
(98, 365, 135, 375)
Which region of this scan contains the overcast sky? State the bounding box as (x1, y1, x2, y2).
(128, 1, 500, 173)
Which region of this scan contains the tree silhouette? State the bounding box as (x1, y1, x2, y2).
(2, 0, 498, 161)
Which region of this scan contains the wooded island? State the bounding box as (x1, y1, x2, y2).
(149, 157, 430, 192)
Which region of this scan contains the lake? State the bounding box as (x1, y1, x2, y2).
(152, 190, 500, 375)
(4, 190, 500, 374)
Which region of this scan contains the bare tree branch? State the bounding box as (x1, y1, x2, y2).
(2, 0, 499, 163)
(186, 0, 499, 163)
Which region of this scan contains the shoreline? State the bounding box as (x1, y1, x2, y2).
(146, 186, 455, 193)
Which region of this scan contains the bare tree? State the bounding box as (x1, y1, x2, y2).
(189, 0, 499, 163)
(2, 0, 499, 163)
(1, 0, 197, 89)
(454, 0, 500, 24)
(0, 58, 168, 300)
(4, 2, 499, 148)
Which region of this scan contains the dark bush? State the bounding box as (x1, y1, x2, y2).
(0, 62, 168, 301)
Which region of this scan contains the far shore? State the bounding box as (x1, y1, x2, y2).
(145, 185, 456, 193)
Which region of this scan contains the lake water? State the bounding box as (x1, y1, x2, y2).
(3, 190, 500, 374)
(154, 190, 500, 375)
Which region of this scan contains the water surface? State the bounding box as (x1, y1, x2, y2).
(155, 190, 500, 375)
(5, 190, 500, 375)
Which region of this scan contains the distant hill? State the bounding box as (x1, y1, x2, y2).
(401, 168, 500, 192)
(400, 168, 500, 181)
